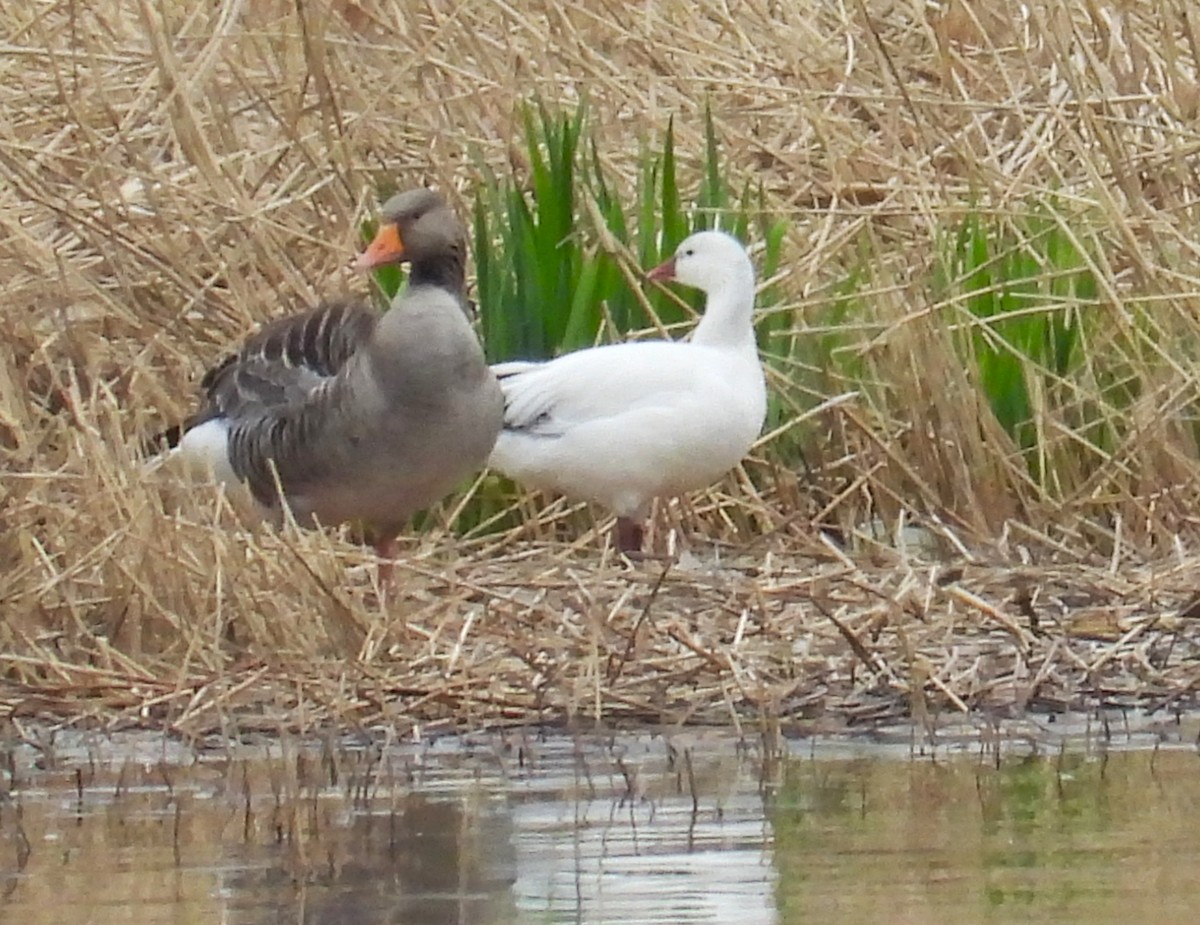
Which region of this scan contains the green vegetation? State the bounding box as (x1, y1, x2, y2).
(461, 104, 1141, 502)
(938, 206, 1104, 483)
(365, 100, 797, 533)
(364, 101, 1172, 522)
(472, 100, 788, 363)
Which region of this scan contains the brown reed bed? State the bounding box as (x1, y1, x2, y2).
(3, 1, 1200, 737)
(4, 462, 1199, 739)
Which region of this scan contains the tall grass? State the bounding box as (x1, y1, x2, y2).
(472, 102, 588, 361)
(473, 101, 788, 363)
(935, 205, 1126, 488)
(428, 100, 789, 535)
(371, 102, 1174, 534)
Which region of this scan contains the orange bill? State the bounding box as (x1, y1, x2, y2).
(354, 222, 406, 271)
(645, 255, 676, 281)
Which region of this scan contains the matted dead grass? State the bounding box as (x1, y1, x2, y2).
(3, 0, 1200, 735)
(5, 509, 1200, 739)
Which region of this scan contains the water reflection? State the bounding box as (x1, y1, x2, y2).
(0, 723, 1197, 924)
(222, 793, 517, 925)
(770, 742, 1200, 924)
(508, 736, 775, 923)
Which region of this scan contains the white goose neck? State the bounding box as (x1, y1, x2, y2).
(690, 262, 757, 350)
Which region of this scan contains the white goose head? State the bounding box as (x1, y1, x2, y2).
(647, 230, 757, 349)
(647, 230, 754, 293)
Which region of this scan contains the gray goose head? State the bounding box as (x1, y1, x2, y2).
(355, 188, 467, 294)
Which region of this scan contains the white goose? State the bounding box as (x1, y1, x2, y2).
(488, 230, 767, 553)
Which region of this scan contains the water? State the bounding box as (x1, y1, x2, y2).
(0, 718, 1197, 924)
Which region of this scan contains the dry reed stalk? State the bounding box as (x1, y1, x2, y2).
(1, 1, 1199, 734)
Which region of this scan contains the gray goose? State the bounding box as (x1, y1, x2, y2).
(173, 188, 504, 573)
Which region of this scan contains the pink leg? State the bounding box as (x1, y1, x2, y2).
(374, 533, 398, 586)
(615, 517, 644, 554)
